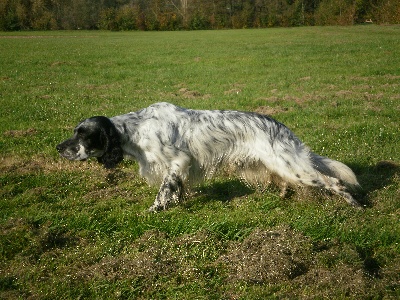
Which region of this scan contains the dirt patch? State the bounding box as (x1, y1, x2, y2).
(352, 84, 372, 90)
(363, 92, 384, 101)
(83, 186, 138, 203)
(3, 128, 37, 137)
(167, 85, 211, 100)
(284, 94, 324, 105)
(218, 227, 386, 297)
(258, 96, 280, 102)
(219, 227, 312, 283)
(384, 75, 400, 80)
(390, 94, 400, 101)
(178, 87, 203, 99)
(258, 93, 324, 107)
(296, 265, 368, 298)
(366, 101, 383, 112)
(81, 231, 175, 281)
(50, 61, 68, 67)
(224, 88, 242, 95)
(293, 242, 376, 298)
(1, 155, 58, 174)
(78, 230, 223, 284)
(254, 105, 290, 115)
(335, 90, 354, 97)
(0, 154, 107, 175)
(224, 83, 246, 95)
(80, 83, 118, 90)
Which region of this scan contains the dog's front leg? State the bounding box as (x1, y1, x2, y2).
(149, 173, 184, 212)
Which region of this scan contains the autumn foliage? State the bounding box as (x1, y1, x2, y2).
(0, 0, 399, 31)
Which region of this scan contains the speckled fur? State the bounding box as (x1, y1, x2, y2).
(57, 102, 361, 211)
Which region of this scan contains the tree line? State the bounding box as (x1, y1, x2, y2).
(1, 0, 399, 31)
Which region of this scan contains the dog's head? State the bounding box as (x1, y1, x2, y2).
(56, 116, 123, 169)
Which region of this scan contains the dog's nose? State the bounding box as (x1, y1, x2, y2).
(56, 144, 63, 152)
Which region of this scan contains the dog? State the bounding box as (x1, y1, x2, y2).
(56, 102, 361, 211)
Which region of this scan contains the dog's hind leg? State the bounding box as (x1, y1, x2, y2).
(279, 181, 289, 198)
(265, 158, 361, 207)
(322, 177, 362, 208)
(292, 172, 362, 208)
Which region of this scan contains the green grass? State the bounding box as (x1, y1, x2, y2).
(1, 26, 399, 299)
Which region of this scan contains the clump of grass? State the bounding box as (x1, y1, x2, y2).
(219, 226, 387, 298)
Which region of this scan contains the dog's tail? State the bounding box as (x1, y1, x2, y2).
(310, 153, 360, 191)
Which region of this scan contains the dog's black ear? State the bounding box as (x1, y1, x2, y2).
(96, 118, 124, 169)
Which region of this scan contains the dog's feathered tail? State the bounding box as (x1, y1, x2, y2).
(310, 153, 360, 191)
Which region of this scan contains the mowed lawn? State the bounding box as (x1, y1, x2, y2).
(0, 26, 399, 299)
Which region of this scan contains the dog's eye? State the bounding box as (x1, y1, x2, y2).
(76, 127, 86, 136)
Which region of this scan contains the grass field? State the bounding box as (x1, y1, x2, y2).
(1, 26, 399, 299)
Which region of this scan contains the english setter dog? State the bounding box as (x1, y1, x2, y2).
(56, 102, 361, 211)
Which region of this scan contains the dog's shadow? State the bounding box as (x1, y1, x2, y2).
(350, 160, 400, 207)
(185, 179, 254, 209)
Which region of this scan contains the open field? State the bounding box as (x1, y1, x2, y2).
(1, 26, 399, 299)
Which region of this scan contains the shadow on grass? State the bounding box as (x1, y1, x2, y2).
(184, 179, 254, 209)
(349, 160, 400, 207)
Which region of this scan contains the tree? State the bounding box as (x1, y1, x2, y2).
(0, 0, 398, 31)
(315, 0, 356, 25)
(374, 0, 400, 24)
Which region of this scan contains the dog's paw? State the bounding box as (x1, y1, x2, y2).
(148, 204, 163, 212)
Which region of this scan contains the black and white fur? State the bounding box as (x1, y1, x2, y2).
(56, 102, 361, 211)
